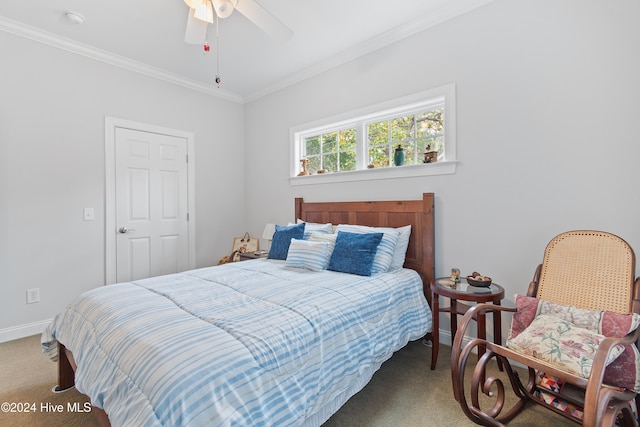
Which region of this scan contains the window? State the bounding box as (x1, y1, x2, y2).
(367, 108, 444, 168)
(290, 83, 456, 184)
(305, 129, 357, 173)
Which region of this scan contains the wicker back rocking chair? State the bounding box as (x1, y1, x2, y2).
(451, 230, 640, 426)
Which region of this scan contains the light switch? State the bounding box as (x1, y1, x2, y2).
(83, 207, 95, 221)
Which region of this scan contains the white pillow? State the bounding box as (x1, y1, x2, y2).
(389, 225, 411, 271)
(292, 220, 334, 239)
(334, 224, 400, 274)
(285, 238, 331, 271)
(307, 232, 338, 268)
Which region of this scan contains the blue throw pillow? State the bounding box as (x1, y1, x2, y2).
(328, 231, 384, 276)
(268, 223, 306, 260)
(334, 224, 400, 274)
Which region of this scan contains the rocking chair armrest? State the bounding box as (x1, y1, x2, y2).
(583, 326, 640, 425)
(590, 326, 640, 385)
(451, 303, 517, 359)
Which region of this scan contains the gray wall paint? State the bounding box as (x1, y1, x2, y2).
(244, 0, 640, 340)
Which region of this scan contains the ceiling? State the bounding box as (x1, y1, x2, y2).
(0, 0, 494, 102)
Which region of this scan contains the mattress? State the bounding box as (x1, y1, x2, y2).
(42, 259, 431, 426)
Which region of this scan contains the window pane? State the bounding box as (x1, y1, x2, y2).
(431, 135, 444, 155)
(323, 153, 338, 172)
(308, 156, 321, 173)
(392, 115, 413, 142)
(416, 139, 428, 157)
(368, 145, 389, 168)
(340, 150, 357, 171)
(417, 109, 444, 139)
(404, 142, 418, 165)
(305, 136, 320, 156)
(322, 133, 337, 153)
(339, 129, 356, 150)
(368, 122, 388, 145)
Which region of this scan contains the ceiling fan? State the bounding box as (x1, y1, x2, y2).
(183, 0, 293, 44)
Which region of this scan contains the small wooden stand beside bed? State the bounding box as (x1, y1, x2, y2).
(54, 193, 435, 427)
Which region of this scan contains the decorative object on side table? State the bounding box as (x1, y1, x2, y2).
(238, 251, 268, 261)
(232, 232, 259, 254)
(393, 144, 405, 166)
(229, 232, 259, 262)
(466, 271, 492, 287)
(450, 268, 461, 283)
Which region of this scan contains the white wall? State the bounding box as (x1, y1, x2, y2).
(244, 0, 640, 342)
(0, 31, 245, 338)
(2, 0, 638, 344)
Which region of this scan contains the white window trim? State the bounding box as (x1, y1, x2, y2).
(289, 83, 457, 186)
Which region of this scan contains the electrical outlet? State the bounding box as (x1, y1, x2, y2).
(26, 288, 40, 304)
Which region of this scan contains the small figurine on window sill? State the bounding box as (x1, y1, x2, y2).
(424, 144, 438, 163)
(393, 144, 405, 166)
(297, 158, 310, 176)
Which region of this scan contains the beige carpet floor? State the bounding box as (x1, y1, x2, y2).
(0, 335, 575, 426)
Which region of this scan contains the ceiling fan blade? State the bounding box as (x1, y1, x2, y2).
(235, 0, 293, 41)
(184, 8, 209, 44)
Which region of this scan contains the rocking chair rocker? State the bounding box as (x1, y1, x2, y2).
(451, 230, 640, 426)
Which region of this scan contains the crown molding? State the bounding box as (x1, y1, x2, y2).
(244, 0, 495, 103)
(2, 0, 493, 105)
(0, 16, 244, 104)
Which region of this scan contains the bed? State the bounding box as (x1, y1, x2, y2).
(41, 193, 435, 427)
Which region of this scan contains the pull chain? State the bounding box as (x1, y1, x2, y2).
(215, 14, 221, 87)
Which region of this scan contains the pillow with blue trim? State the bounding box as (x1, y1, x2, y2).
(285, 238, 331, 271)
(293, 220, 334, 239)
(328, 231, 383, 276)
(268, 222, 305, 260)
(308, 232, 338, 268)
(335, 224, 400, 274)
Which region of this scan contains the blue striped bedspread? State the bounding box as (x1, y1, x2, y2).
(42, 259, 431, 426)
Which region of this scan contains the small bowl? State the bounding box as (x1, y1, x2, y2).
(466, 276, 492, 287)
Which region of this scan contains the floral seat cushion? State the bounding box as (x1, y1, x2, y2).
(507, 295, 640, 392)
(506, 314, 625, 378)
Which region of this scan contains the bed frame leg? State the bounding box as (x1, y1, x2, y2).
(54, 343, 76, 392)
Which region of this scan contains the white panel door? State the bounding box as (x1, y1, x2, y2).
(115, 128, 189, 282)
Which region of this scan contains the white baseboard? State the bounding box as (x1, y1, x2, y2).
(0, 319, 52, 343)
(439, 329, 453, 347)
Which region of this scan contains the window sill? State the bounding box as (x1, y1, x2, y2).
(289, 161, 457, 186)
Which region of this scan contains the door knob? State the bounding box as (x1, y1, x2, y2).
(118, 227, 136, 234)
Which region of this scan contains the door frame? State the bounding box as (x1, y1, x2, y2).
(105, 116, 196, 284)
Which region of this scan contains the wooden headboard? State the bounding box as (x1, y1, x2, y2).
(295, 193, 435, 300)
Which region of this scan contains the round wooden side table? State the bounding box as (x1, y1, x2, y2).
(430, 277, 505, 370)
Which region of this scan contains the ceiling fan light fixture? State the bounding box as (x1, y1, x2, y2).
(212, 0, 238, 19)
